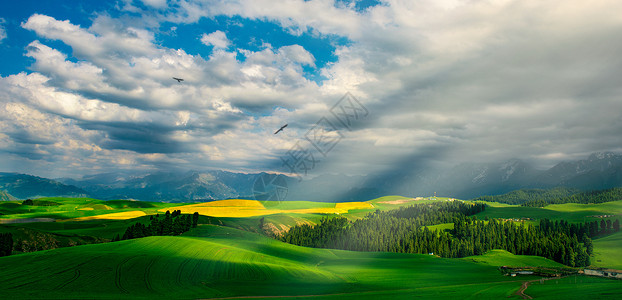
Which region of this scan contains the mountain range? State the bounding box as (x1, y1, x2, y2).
(0, 173, 88, 199)
(1, 152, 622, 202)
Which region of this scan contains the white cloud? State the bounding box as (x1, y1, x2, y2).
(3, 11, 333, 176)
(278, 45, 315, 67)
(200, 30, 230, 49)
(3, 1, 622, 178)
(0, 18, 6, 43)
(142, 0, 168, 9)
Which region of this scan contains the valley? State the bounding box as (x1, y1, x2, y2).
(1, 195, 621, 299)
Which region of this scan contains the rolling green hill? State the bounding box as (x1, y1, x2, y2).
(591, 231, 622, 269)
(3, 225, 620, 299)
(473, 200, 622, 223)
(1, 196, 622, 298)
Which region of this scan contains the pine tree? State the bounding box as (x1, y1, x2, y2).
(582, 234, 593, 255)
(192, 212, 199, 228)
(0, 233, 13, 257)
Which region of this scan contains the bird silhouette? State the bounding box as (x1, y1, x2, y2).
(172, 77, 184, 83)
(274, 124, 288, 134)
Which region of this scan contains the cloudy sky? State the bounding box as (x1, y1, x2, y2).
(1, 0, 621, 179)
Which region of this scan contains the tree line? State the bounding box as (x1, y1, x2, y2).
(281, 202, 618, 267)
(522, 187, 622, 207)
(472, 187, 622, 207)
(116, 210, 199, 241)
(472, 187, 578, 205)
(540, 218, 620, 238)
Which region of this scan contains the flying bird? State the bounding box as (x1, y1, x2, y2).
(172, 77, 184, 83)
(274, 124, 288, 134)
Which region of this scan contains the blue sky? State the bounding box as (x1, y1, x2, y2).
(1, 0, 622, 180)
(0, 1, 350, 80)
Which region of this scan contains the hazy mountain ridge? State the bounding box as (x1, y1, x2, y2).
(3, 152, 622, 202)
(425, 152, 622, 199)
(60, 171, 245, 202)
(0, 190, 17, 201)
(0, 173, 88, 199)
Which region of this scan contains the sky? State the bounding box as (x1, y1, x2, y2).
(1, 0, 622, 179)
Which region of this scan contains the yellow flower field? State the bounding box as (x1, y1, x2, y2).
(70, 210, 147, 221)
(159, 200, 375, 217)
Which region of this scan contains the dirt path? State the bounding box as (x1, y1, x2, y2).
(516, 276, 567, 299)
(516, 281, 533, 299)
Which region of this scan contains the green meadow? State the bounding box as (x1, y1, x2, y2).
(0, 197, 186, 220)
(1, 197, 621, 299)
(591, 231, 622, 269)
(474, 200, 622, 222)
(1, 224, 620, 299)
(526, 275, 622, 299)
(0, 225, 578, 299)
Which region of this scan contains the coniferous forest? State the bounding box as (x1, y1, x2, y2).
(281, 201, 620, 267)
(472, 187, 622, 207)
(118, 210, 199, 241)
(0, 233, 13, 257)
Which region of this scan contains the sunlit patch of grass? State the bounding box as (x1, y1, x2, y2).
(592, 231, 622, 269)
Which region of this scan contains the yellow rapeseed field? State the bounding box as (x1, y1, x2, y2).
(335, 202, 374, 210)
(160, 200, 376, 217)
(200, 199, 265, 207)
(71, 210, 147, 221)
(160, 200, 271, 217)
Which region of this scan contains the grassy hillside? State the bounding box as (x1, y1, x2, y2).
(591, 231, 622, 269)
(461, 249, 565, 268)
(473, 200, 622, 223)
(526, 275, 622, 299)
(4, 225, 619, 299)
(0, 197, 185, 221)
(1, 196, 622, 298)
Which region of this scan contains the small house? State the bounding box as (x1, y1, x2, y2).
(584, 268, 622, 279)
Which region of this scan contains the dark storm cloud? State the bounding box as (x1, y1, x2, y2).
(81, 122, 180, 154)
(7, 128, 55, 146)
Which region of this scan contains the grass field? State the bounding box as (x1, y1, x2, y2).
(474, 200, 622, 223)
(591, 231, 622, 269)
(1, 196, 622, 299)
(526, 275, 622, 299)
(0, 197, 185, 221)
(1, 224, 620, 299)
(461, 249, 566, 268)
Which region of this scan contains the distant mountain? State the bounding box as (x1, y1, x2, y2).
(6, 152, 622, 202)
(0, 190, 16, 201)
(0, 173, 88, 199)
(422, 152, 622, 199)
(331, 152, 622, 200)
(59, 170, 255, 202)
(535, 152, 622, 190)
(433, 159, 540, 199)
